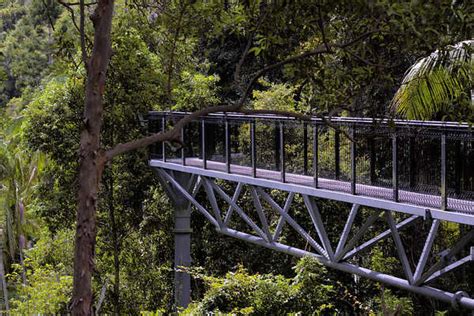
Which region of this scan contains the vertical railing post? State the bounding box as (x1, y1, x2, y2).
(280, 121, 286, 183)
(162, 116, 166, 162)
(409, 136, 416, 189)
(313, 124, 319, 188)
(201, 119, 207, 169)
(392, 131, 399, 202)
(303, 122, 308, 175)
(454, 140, 462, 196)
(441, 133, 447, 210)
(275, 123, 281, 171)
(225, 117, 231, 173)
(181, 127, 185, 165)
(251, 119, 256, 177)
(369, 135, 376, 185)
(351, 126, 356, 195)
(335, 129, 340, 180)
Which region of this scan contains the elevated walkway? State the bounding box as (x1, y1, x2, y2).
(149, 111, 474, 309)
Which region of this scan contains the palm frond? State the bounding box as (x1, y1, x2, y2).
(391, 40, 473, 120)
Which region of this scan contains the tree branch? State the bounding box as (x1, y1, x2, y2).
(235, 29, 378, 109)
(317, 5, 331, 52)
(165, 0, 188, 102)
(105, 29, 377, 160)
(105, 103, 242, 160)
(233, 8, 268, 92)
(41, 0, 56, 31)
(62, 1, 97, 5)
(104, 105, 358, 161)
(58, 0, 81, 35)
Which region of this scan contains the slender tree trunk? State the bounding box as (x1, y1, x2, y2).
(0, 234, 9, 313)
(71, 0, 114, 314)
(111, 204, 120, 316)
(107, 173, 120, 315)
(18, 243, 26, 285)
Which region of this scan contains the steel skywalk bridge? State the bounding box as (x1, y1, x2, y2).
(148, 111, 474, 310)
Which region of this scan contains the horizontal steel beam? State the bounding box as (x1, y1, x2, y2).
(150, 161, 474, 226)
(148, 111, 473, 131)
(217, 227, 474, 310)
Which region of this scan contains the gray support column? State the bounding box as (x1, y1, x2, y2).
(156, 170, 196, 309)
(174, 205, 192, 308)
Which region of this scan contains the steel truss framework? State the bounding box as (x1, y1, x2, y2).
(155, 168, 474, 310)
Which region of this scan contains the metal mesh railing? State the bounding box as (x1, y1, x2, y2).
(148, 111, 474, 213)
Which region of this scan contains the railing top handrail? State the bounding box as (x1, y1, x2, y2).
(148, 111, 473, 131)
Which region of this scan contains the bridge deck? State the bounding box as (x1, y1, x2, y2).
(157, 157, 474, 215)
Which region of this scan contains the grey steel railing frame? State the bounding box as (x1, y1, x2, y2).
(149, 111, 473, 212)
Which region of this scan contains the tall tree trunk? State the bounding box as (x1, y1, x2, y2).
(71, 0, 114, 314)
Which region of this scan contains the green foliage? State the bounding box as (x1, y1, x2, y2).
(0, 0, 60, 107)
(372, 289, 414, 316)
(9, 264, 72, 315)
(366, 247, 414, 315)
(291, 257, 336, 311)
(1, 0, 473, 314)
(252, 81, 299, 112)
(8, 228, 73, 315)
(26, 228, 74, 272)
(183, 257, 337, 315)
(0, 1, 26, 33)
(369, 247, 399, 275)
(172, 71, 221, 111)
(0, 115, 46, 271)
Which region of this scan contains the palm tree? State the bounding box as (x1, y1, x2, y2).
(391, 40, 473, 120)
(0, 117, 45, 312)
